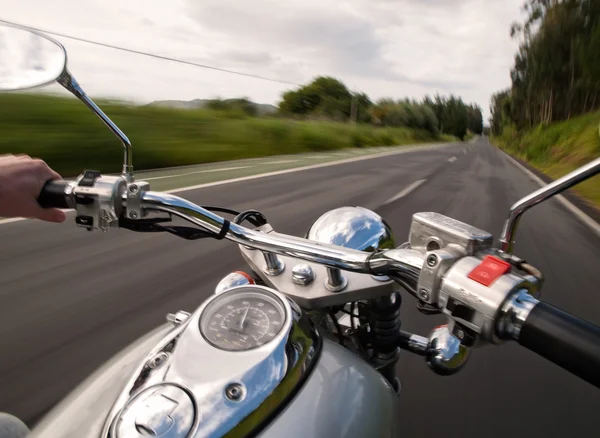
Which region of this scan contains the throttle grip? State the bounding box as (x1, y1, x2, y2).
(519, 301, 600, 388)
(37, 179, 70, 209)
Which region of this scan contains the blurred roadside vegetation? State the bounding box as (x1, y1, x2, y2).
(0, 93, 453, 177)
(493, 110, 600, 207)
(280, 77, 483, 140)
(489, 0, 600, 208)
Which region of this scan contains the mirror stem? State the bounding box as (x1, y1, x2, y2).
(499, 157, 600, 254)
(57, 70, 134, 182)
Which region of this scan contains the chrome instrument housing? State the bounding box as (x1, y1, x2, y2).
(102, 285, 320, 438)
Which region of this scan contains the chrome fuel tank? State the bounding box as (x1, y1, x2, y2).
(31, 334, 397, 438)
(32, 288, 397, 438)
(259, 339, 398, 438)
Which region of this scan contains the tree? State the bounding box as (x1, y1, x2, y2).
(279, 76, 353, 121)
(494, 0, 600, 132)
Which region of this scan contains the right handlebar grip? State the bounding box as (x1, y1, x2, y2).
(519, 301, 600, 388)
(37, 179, 70, 209)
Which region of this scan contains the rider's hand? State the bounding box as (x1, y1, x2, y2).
(0, 155, 67, 223)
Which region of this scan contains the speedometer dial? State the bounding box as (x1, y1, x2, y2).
(199, 288, 287, 351)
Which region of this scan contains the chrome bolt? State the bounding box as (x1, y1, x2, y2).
(225, 383, 245, 402)
(419, 289, 429, 300)
(427, 254, 438, 267)
(292, 264, 315, 286)
(129, 184, 139, 194)
(147, 352, 169, 369)
(456, 329, 465, 340)
(129, 211, 138, 219)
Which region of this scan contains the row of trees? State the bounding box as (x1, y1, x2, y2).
(490, 0, 600, 134)
(279, 77, 483, 139)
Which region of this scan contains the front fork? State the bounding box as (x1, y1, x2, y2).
(368, 292, 402, 391)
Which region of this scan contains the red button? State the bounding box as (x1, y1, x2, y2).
(468, 255, 511, 287)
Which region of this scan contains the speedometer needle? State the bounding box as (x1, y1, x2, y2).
(239, 305, 250, 330)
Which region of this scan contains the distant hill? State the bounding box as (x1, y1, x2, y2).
(147, 99, 278, 116)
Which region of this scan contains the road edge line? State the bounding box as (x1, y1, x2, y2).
(501, 149, 600, 238)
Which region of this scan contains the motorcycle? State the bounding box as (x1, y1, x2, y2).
(1, 22, 599, 438)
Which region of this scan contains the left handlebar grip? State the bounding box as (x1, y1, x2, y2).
(37, 179, 71, 209)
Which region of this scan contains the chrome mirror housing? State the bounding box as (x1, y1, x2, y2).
(0, 22, 66, 91)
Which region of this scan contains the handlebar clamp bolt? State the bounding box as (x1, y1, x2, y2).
(419, 289, 430, 300)
(427, 254, 438, 268)
(129, 211, 138, 219)
(128, 184, 138, 194)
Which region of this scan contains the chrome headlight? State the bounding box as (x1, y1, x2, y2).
(306, 206, 395, 252)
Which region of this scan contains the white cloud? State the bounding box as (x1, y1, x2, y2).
(0, 0, 524, 120)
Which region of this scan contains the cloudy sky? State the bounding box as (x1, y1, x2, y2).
(1, 0, 524, 121)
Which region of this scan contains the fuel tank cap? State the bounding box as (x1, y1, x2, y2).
(114, 383, 196, 438)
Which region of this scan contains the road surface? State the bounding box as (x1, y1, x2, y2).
(0, 138, 599, 437)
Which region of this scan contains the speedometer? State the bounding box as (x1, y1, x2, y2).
(199, 287, 287, 351)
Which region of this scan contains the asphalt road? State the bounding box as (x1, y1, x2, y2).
(1, 138, 599, 437)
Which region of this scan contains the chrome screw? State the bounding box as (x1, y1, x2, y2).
(147, 352, 169, 369)
(129, 184, 139, 194)
(426, 254, 438, 267)
(456, 329, 465, 340)
(225, 383, 245, 402)
(419, 289, 429, 300)
(129, 211, 138, 219)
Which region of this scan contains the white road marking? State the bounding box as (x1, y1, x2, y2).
(382, 179, 427, 206)
(0, 143, 452, 226)
(144, 166, 251, 181)
(0, 209, 73, 225)
(448, 156, 457, 163)
(502, 151, 600, 239)
(265, 160, 298, 165)
(164, 145, 445, 195)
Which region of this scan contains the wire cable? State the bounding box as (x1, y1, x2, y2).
(0, 18, 300, 86)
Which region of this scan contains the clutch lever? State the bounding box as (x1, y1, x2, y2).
(119, 216, 215, 241)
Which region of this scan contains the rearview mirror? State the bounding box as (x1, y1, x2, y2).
(0, 21, 134, 181)
(0, 23, 66, 91)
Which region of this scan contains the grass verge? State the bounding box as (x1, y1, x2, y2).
(0, 93, 447, 176)
(492, 110, 600, 208)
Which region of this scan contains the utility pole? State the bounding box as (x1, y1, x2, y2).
(350, 93, 358, 124)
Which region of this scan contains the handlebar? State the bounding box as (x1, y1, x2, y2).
(519, 302, 600, 388)
(37, 179, 71, 209)
(36, 180, 424, 293)
(139, 191, 425, 293)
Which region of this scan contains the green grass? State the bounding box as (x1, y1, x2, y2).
(493, 110, 600, 208)
(0, 93, 444, 176)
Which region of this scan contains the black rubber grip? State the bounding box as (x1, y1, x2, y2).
(519, 301, 600, 388)
(37, 179, 70, 209)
